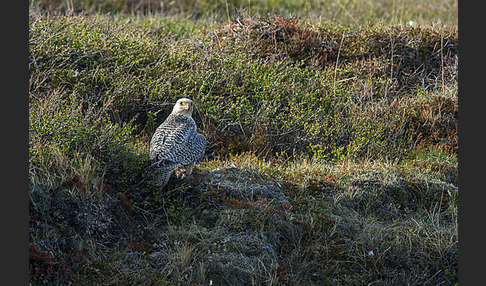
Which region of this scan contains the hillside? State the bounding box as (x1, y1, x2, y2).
(29, 1, 458, 285)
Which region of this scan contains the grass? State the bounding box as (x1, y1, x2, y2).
(31, 0, 458, 27)
(200, 153, 457, 285)
(29, 1, 457, 285)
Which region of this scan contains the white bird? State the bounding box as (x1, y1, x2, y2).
(149, 98, 206, 188)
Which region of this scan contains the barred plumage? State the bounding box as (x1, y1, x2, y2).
(149, 98, 206, 188)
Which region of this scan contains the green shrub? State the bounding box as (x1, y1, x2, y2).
(29, 88, 146, 190)
(29, 5, 458, 285)
(29, 10, 457, 164)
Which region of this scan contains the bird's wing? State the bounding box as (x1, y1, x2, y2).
(176, 129, 207, 166)
(149, 116, 198, 169)
(190, 131, 207, 164)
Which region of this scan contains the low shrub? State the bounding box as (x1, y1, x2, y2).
(29, 5, 457, 285)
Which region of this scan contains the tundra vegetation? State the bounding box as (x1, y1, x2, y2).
(29, 0, 458, 285)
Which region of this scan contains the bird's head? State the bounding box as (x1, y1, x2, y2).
(171, 98, 194, 116)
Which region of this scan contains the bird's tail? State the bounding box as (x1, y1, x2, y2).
(154, 170, 171, 189)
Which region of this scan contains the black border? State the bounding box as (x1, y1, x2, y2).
(457, 1, 481, 285)
(4, 0, 29, 284)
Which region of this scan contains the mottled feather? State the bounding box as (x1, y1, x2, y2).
(149, 98, 206, 188)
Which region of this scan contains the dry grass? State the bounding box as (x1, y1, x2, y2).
(29, 2, 457, 285)
(198, 151, 458, 284)
(30, 0, 458, 27)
